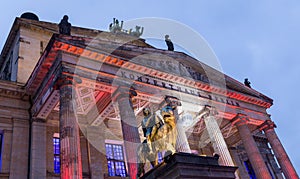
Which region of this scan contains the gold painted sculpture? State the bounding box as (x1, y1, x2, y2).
(137, 96, 180, 177)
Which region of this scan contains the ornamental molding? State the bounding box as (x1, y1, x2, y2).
(51, 40, 272, 108)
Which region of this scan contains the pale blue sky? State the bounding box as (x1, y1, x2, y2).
(1, 0, 299, 174)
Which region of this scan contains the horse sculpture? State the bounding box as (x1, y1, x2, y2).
(137, 96, 180, 178)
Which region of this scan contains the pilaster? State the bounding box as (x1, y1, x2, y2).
(86, 124, 106, 179)
(1, 129, 12, 173)
(9, 119, 29, 179)
(30, 118, 47, 179)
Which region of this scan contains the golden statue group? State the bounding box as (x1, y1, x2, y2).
(137, 96, 182, 177)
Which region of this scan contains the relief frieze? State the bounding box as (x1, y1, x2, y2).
(119, 70, 239, 107)
(132, 57, 209, 83)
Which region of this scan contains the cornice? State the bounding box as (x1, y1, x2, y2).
(0, 80, 28, 99)
(50, 40, 272, 109)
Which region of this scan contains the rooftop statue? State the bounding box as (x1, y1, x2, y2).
(129, 26, 144, 37)
(244, 78, 251, 88)
(109, 18, 123, 33)
(165, 35, 174, 51)
(109, 18, 144, 37)
(58, 15, 71, 35)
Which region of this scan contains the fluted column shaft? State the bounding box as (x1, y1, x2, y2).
(174, 108, 191, 153)
(114, 87, 140, 179)
(234, 115, 272, 179)
(260, 120, 299, 179)
(59, 76, 82, 179)
(202, 106, 235, 167)
(175, 124, 191, 153)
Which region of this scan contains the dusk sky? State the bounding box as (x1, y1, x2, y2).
(1, 0, 299, 174)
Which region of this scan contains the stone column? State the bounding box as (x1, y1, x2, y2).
(174, 107, 191, 153)
(175, 124, 191, 153)
(260, 120, 299, 179)
(233, 114, 272, 179)
(59, 75, 82, 179)
(201, 106, 235, 167)
(113, 86, 140, 179)
(30, 118, 47, 179)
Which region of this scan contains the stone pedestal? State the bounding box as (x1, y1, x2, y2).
(140, 153, 237, 179)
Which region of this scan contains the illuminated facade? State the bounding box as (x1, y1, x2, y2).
(0, 15, 298, 179)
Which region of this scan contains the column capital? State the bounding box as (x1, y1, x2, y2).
(198, 105, 218, 119)
(231, 113, 249, 126)
(259, 119, 276, 132)
(112, 86, 137, 102)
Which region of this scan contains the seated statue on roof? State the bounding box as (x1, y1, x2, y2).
(58, 15, 71, 35)
(129, 26, 144, 37)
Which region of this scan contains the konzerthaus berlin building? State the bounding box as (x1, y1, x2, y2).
(0, 13, 298, 179)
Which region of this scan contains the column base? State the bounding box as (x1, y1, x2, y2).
(140, 153, 237, 179)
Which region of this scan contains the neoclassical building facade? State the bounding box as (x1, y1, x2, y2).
(0, 14, 298, 179)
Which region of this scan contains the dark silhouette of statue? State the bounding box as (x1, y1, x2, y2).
(165, 35, 174, 51)
(244, 78, 251, 88)
(58, 15, 71, 35)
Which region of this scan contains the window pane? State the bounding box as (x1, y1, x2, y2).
(53, 137, 60, 174)
(106, 144, 113, 159)
(107, 160, 115, 176)
(106, 143, 127, 177)
(115, 161, 126, 177)
(54, 155, 60, 174)
(53, 138, 60, 155)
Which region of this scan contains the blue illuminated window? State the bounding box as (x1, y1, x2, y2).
(105, 143, 127, 177)
(53, 137, 60, 174)
(244, 160, 256, 179)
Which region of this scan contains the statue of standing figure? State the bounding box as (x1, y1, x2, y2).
(165, 35, 174, 51)
(109, 18, 123, 33)
(58, 15, 71, 35)
(141, 107, 163, 153)
(137, 96, 181, 178)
